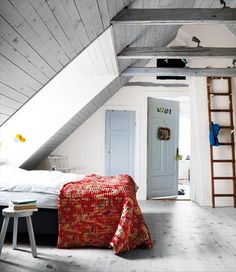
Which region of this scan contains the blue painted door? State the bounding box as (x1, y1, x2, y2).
(105, 110, 135, 178)
(147, 98, 179, 198)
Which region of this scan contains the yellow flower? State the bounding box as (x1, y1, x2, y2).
(15, 134, 26, 143)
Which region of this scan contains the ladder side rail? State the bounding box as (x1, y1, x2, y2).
(207, 77, 216, 208)
(227, 78, 236, 208)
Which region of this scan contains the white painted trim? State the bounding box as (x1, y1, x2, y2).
(101, 105, 142, 198)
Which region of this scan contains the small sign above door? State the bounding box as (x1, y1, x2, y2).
(157, 107, 172, 114)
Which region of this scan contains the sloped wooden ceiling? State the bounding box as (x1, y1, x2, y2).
(1, 0, 236, 169)
(0, 0, 128, 126)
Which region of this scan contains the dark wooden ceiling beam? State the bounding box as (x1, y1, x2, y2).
(111, 8, 236, 25)
(121, 67, 236, 77)
(118, 46, 236, 59)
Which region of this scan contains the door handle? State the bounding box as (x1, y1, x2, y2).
(175, 148, 182, 161)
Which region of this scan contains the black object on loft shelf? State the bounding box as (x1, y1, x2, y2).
(156, 59, 186, 80)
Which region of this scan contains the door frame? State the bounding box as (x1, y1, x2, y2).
(101, 105, 141, 193)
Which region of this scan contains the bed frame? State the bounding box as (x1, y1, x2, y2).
(0, 206, 58, 235)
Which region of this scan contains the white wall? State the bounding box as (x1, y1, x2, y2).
(190, 77, 211, 205)
(0, 28, 118, 167)
(43, 84, 189, 200)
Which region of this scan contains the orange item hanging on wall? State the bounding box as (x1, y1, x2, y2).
(57, 174, 152, 254)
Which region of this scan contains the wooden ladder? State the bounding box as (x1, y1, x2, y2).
(207, 77, 236, 208)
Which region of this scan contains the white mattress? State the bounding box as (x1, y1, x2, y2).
(0, 191, 58, 209)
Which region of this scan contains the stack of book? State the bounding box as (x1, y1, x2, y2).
(9, 199, 37, 211)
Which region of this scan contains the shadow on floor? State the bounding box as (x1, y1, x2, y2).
(120, 212, 173, 260)
(0, 254, 84, 272)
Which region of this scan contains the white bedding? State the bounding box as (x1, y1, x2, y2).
(0, 165, 85, 195)
(0, 165, 85, 208)
(0, 165, 138, 209)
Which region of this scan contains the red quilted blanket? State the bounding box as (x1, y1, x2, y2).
(57, 174, 152, 254)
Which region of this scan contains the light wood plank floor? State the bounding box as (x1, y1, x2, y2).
(0, 201, 235, 272)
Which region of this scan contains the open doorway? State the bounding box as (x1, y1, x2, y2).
(177, 99, 191, 200)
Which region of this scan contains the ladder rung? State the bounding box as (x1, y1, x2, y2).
(209, 77, 229, 80)
(210, 109, 231, 112)
(212, 160, 234, 163)
(213, 177, 236, 180)
(214, 194, 235, 197)
(210, 92, 230, 96)
(220, 126, 234, 129)
(219, 142, 234, 146)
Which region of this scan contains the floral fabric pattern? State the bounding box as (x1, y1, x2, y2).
(57, 174, 152, 254)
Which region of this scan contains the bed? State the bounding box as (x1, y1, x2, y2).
(0, 165, 85, 234)
(0, 165, 152, 253)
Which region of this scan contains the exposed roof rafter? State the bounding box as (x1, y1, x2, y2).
(111, 8, 236, 25)
(122, 67, 236, 77)
(118, 46, 236, 59)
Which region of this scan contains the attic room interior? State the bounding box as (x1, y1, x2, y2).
(0, 0, 236, 271)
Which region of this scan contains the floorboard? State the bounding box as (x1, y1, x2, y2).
(0, 201, 236, 272)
